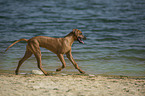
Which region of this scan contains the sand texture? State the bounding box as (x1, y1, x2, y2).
(0, 73, 145, 96)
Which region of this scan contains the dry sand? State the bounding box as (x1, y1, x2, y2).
(0, 73, 145, 96)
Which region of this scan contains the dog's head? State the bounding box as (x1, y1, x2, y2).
(72, 29, 86, 44)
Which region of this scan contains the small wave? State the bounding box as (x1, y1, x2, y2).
(101, 46, 119, 49)
(73, 51, 95, 54)
(96, 37, 118, 41)
(118, 49, 145, 54)
(120, 56, 145, 61)
(1, 40, 27, 43)
(0, 16, 11, 19)
(97, 18, 123, 23)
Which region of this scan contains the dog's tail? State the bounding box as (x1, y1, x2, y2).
(5, 38, 28, 52)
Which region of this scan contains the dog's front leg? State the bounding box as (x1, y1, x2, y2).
(66, 51, 85, 74)
(56, 54, 66, 72)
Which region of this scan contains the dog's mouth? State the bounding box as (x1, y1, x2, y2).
(77, 37, 84, 44)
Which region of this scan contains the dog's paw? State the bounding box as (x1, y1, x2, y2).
(15, 71, 18, 75)
(56, 68, 61, 72)
(80, 71, 85, 74)
(44, 73, 49, 76)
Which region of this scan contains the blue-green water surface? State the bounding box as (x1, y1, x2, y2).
(0, 0, 145, 76)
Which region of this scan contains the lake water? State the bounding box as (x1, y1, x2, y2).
(0, 0, 145, 76)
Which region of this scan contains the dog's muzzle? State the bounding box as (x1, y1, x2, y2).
(77, 37, 84, 44)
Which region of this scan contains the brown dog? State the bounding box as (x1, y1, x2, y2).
(5, 29, 86, 75)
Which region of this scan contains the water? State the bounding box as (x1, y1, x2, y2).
(0, 0, 145, 76)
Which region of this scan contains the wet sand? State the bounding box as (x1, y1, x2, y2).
(0, 73, 145, 96)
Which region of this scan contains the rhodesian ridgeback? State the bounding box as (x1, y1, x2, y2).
(5, 29, 86, 76)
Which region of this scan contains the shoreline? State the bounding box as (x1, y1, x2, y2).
(0, 70, 145, 79)
(0, 73, 145, 96)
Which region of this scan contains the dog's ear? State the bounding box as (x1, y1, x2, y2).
(72, 29, 76, 32)
(72, 29, 78, 36)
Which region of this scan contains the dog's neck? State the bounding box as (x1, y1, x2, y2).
(64, 32, 75, 46)
(64, 32, 74, 37)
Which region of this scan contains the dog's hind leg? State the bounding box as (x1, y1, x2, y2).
(56, 54, 66, 72)
(34, 51, 48, 76)
(29, 41, 48, 76)
(15, 49, 32, 75)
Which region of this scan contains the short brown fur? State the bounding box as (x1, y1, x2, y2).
(5, 29, 86, 75)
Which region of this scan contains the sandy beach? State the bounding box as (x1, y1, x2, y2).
(0, 73, 145, 96)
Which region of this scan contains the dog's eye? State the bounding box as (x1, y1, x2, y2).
(79, 33, 82, 35)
